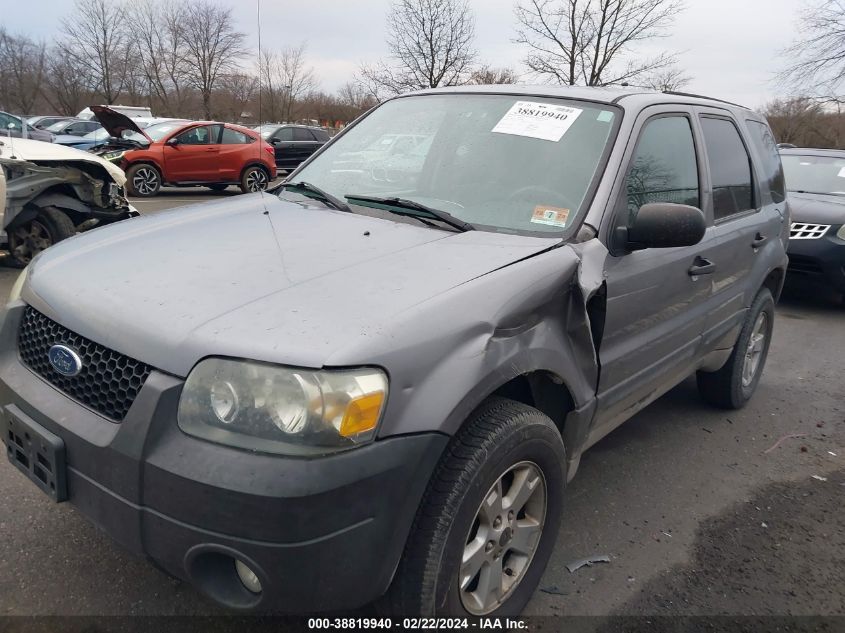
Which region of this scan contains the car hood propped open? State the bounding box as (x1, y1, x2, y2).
(91, 105, 152, 143)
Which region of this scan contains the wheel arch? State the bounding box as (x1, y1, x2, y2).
(761, 266, 786, 303)
(239, 161, 271, 180)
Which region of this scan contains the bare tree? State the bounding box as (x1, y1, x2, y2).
(42, 48, 95, 115)
(642, 65, 691, 91)
(764, 97, 832, 146)
(217, 73, 259, 122)
(779, 0, 845, 98)
(359, 0, 476, 97)
(338, 81, 378, 111)
(514, 0, 683, 86)
(129, 0, 191, 116)
(469, 65, 520, 84)
(181, 0, 247, 119)
(0, 29, 47, 113)
(60, 0, 131, 104)
(260, 45, 317, 122)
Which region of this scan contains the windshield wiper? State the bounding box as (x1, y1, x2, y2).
(282, 181, 352, 213)
(344, 195, 474, 232)
(793, 189, 845, 197)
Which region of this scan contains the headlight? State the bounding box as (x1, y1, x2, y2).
(8, 266, 28, 303)
(177, 358, 388, 455)
(101, 150, 126, 163)
(837, 225, 845, 240)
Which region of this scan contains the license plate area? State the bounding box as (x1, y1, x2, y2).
(2, 407, 67, 502)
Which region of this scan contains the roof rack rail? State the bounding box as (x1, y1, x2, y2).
(662, 91, 749, 110)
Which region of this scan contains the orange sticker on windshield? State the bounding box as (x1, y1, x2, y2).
(531, 205, 570, 228)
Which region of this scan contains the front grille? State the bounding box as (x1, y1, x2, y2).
(790, 222, 830, 240)
(17, 307, 152, 421)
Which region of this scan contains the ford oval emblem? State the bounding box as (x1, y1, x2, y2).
(48, 345, 83, 377)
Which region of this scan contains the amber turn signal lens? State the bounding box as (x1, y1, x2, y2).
(339, 391, 385, 437)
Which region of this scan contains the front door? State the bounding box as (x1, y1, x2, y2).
(163, 124, 221, 182)
(591, 109, 712, 442)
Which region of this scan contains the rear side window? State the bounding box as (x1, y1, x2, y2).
(275, 127, 294, 142)
(746, 120, 786, 204)
(700, 117, 755, 220)
(293, 128, 313, 141)
(626, 116, 700, 222)
(221, 127, 251, 144)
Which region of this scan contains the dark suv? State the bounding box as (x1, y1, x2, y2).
(256, 124, 330, 170)
(0, 87, 788, 617)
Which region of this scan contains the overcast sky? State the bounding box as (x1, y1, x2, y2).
(3, 0, 805, 109)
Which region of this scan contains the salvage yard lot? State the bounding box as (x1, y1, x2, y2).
(0, 193, 842, 619)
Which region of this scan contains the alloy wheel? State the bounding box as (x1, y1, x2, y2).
(742, 312, 768, 387)
(133, 167, 160, 195)
(459, 461, 547, 615)
(245, 169, 268, 192)
(11, 220, 52, 264)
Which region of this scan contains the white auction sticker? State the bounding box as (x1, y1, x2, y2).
(492, 101, 583, 142)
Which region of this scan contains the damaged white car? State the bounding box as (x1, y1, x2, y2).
(0, 137, 137, 266)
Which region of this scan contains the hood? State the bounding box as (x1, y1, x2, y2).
(25, 195, 559, 377)
(0, 137, 126, 185)
(91, 105, 151, 143)
(788, 191, 845, 225)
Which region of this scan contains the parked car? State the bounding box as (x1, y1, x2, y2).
(0, 87, 788, 616)
(27, 116, 75, 130)
(53, 117, 186, 151)
(0, 112, 54, 143)
(255, 124, 329, 170)
(44, 119, 102, 137)
(779, 147, 845, 296)
(92, 107, 276, 196)
(0, 137, 136, 266)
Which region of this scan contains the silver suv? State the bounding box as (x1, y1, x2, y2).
(0, 86, 788, 616)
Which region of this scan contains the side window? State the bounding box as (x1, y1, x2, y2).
(221, 127, 251, 144)
(293, 128, 313, 141)
(274, 127, 294, 142)
(626, 116, 700, 222)
(176, 125, 213, 145)
(746, 120, 786, 204)
(312, 129, 330, 142)
(700, 117, 755, 220)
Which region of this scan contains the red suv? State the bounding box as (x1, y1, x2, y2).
(91, 106, 277, 197)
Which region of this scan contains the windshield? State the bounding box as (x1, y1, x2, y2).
(83, 128, 109, 141)
(781, 154, 845, 195)
(290, 94, 618, 235)
(45, 120, 70, 132)
(143, 122, 186, 141)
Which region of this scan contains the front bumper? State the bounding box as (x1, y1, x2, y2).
(0, 305, 447, 612)
(787, 229, 845, 291)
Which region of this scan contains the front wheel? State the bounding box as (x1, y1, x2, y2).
(126, 164, 162, 197)
(8, 206, 76, 267)
(240, 166, 269, 193)
(697, 287, 775, 409)
(384, 397, 565, 616)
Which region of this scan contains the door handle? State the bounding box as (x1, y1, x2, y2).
(205, 148, 217, 152)
(751, 233, 767, 248)
(688, 257, 716, 277)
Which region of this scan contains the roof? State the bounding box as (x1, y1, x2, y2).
(405, 84, 753, 112)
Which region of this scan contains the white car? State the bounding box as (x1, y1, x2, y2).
(0, 137, 138, 266)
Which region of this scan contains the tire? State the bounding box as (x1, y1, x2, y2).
(384, 397, 565, 617)
(240, 165, 269, 193)
(207, 184, 229, 192)
(126, 163, 162, 197)
(8, 206, 75, 267)
(697, 288, 775, 409)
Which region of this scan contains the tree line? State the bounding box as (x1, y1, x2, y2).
(2, 0, 845, 147)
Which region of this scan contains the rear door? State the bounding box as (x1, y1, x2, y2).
(691, 109, 767, 355)
(593, 107, 711, 441)
(164, 124, 221, 182)
(217, 126, 255, 181)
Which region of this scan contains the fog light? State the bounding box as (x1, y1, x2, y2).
(234, 559, 262, 593)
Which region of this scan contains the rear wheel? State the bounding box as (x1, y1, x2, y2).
(240, 166, 269, 193)
(697, 288, 775, 409)
(126, 164, 162, 197)
(8, 206, 75, 267)
(384, 397, 565, 616)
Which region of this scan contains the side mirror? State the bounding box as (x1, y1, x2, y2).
(166, 137, 179, 146)
(270, 137, 281, 145)
(621, 203, 706, 251)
